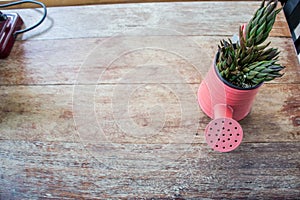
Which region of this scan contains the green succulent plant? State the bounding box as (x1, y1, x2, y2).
(216, 0, 285, 88)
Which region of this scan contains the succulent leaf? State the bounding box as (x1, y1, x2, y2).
(216, 0, 285, 88)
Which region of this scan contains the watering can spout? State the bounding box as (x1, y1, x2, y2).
(214, 104, 233, 119)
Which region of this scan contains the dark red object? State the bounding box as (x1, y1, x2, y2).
(0, 13, 24, 59)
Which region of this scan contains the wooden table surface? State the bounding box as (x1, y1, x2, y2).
(1, 2, 299, 199)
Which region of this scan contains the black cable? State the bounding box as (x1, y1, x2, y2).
(0, 0, 47, 36)
(0, 11, 8, 20)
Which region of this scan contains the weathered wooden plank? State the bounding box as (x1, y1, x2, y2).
(0, 2, 298, 199)
(0, 140, 299, 199)
(0, 84, 298, 143)
(1, 36, 298, 85)
(1, 0, 263, 8)
(2, 2, 289, 40)
(0, 86, 76, 142)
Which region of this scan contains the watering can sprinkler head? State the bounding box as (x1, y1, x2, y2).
(204, 104, 243, 152)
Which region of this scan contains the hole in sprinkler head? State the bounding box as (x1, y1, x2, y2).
(229, 122, 232, 125)
(223, 140, 225, 143)
(210, 127, 212, 130)
(215, 145, 218, 148)
(222, 134, 225, 136)
(222, 121, 224, 123)
(218, 138, 220, 141)
(230, 134, 232, 136)
(215, 123, 217, 125)
(210, 140, 213, 143)
(230, 145, 232, 147)
(227, 129, 230, 131)
(223, 147, 226, 149)
(222, 127, 225, 130)
(217, 129, 220, 132)
(228, 138, 230, 141)
(235, 140, 238, 143)
(235, 127, 238, 130)
(237, 133, 240, 136)
(208, 134, 211, 136)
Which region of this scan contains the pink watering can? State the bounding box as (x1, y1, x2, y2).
(198, 58, 261, 152)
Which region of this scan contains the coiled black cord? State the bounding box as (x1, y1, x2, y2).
(0, 0, 47, 36)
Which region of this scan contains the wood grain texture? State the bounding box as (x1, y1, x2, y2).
(1, 0, 264, 8)
(0, 84, 299, 143)
(0, 2, 299, 199)
(0, 36, 298, 85)
(1, 140, 299, 199)
(2, 2, 290, 40)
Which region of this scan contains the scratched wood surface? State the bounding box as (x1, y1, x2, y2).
(4, 2, 290, 40)
(1, 0, 262, 8)
(1, 2, 300, 199)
